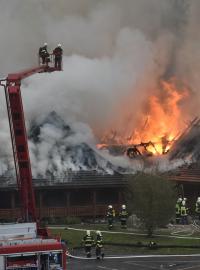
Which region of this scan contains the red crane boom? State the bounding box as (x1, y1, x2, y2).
(0, 60, 61, 222)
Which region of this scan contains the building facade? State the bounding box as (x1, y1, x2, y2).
(0, 165, 200, 220)
(0, 171, 126, 220)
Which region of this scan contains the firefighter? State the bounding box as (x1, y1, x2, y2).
(82, 230, 94, 258)
(53, 43, 63, 70)
(180, 200, 188, 225)
(175, 197, 182, 224)
(39, 42, 50, 65)
(107, 205, 115, 230)
(195, 197, 200, 220)
(119, 204, 128, 229)
(95, 231, 104, 260)
(149, 241, 157, 250)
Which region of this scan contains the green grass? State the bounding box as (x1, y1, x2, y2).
(50, 223, 200, 255)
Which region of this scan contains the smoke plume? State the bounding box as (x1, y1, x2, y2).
(0, 0, 199, 176)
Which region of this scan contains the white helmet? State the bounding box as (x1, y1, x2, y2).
(58, 43, 62, 47)
(197, 197, 200, 202)
(182, 200, 186, 206)
(183, 197, 187, 201)
(122, 204, 126, 209)
(86, 230, 90, 236)
(96, 230, 102, 236)
(108, 205, 112, 209)
(177, 198, 182, 203)
(44, 42, 48, 46)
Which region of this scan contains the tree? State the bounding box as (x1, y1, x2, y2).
(125, 173, 176, 236)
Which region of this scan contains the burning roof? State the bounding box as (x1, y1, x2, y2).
(96, 78, 190, 158)
(0, 1, 200, 179)
(2, 110, 200, 180)
(169, 117, 200, 161)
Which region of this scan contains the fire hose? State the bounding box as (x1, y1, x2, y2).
(66, 252, 200, 260)
(66, 226, 200, 240)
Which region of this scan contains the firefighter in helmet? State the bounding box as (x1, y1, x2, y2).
(53, 43, 63, 70)
(180, 199, 188, 225)
(175, 196, 182, 224)
(119, 204, 128, 229)
(195, 197, 200, 220)
(39, 42, 50, 65)
(95, 231, 104, 260)
(82, 230, 94, 257)
(107, 205, 115, 230)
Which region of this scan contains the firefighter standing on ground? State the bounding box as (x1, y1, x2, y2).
(107, 205, 115, 229)
(39, 43, 50, 64)
(175, 197, 182, 224)
(119, 204, 128, 228)
(82, 230, 94, 258)
(95, 231, 104, 260)
(180, 199, 189, 225)
(195, 197, 200, 220)
(53, 43, 63, 70)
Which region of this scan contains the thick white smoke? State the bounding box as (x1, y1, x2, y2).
(0, 0, 199, 176)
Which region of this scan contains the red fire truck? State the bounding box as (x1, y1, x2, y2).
(0, 54, 67, 270)
(0, 223, 66, 270)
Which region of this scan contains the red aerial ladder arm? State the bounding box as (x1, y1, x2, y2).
(7, 65, 55, 81)
(0, 60, 61, 223)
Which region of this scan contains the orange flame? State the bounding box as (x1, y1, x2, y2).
(97, 78, 189, 156)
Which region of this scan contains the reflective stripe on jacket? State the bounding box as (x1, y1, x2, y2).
(96, 236, 103, 248)
(180, 206, 188, 216)
(83, 235, 94, 247)
(196, 202, 200, 213)
(107, 209, 115, 218)
(175, 203, 181, 214)
(119, 210, 128, 220)
(96, 240, 103, 248)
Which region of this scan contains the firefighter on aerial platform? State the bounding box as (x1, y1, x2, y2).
(119, 204, 128, 229)
(95, 231, 104, 260)
(39, 42, 50, 65)
(53, 43, 63, 70)
(82, 230, 94, 257)
(107, 205, 115, 229)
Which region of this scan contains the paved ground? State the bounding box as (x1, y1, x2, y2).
(67, 255, 200, 270)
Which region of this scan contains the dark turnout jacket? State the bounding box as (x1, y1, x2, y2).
(53, 47, 63, 57)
